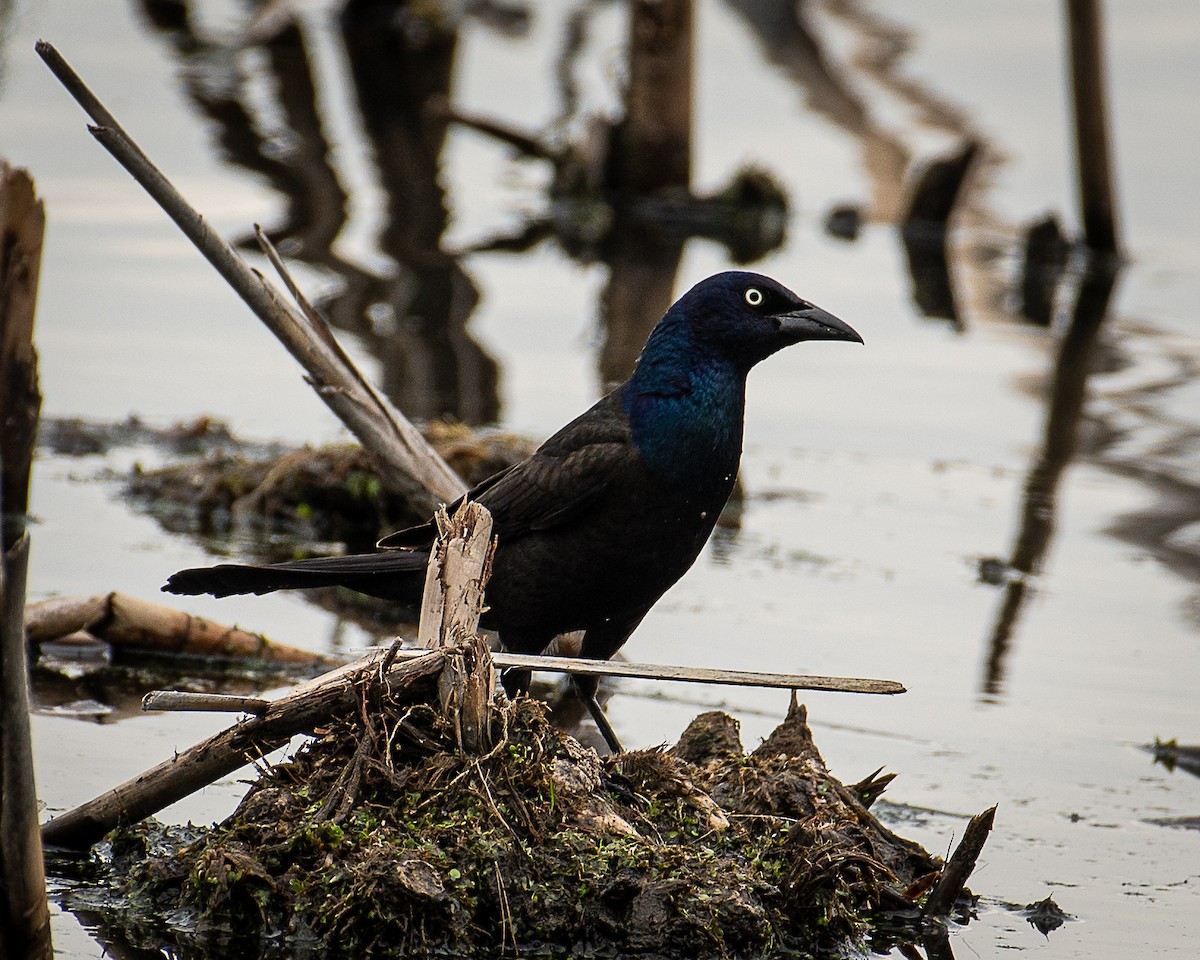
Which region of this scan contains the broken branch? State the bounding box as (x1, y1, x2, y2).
(41, 646, 446, 850)
(35, 40, 465, 509)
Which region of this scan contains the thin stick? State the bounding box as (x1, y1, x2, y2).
(142, 691, 270, 715)
(35, 40, 466, 508)
(381, 647, 905, 696)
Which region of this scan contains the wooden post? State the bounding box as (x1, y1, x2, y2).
(0, 160, 52, 958)
(622, 0, 693, 193)
(1065, 0, 1120, 254)
(417, 501, 494, 650)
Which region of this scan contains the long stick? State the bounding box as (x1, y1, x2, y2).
(382, 647, 906, 695)
(34, 40, 466, 509)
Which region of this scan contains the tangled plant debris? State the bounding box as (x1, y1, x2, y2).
(87, 667, 979, 958)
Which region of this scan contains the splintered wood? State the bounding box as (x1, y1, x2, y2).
(417, 500, 495, 650)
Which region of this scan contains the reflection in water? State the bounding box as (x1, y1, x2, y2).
(445, 0, 788, 390)
(139, 0, 501, 424)
(730, 0, 912, 222)
(898, 141, 979, 328)
(982, 255, 1120, 698)
(1018, 215, 1070, 327)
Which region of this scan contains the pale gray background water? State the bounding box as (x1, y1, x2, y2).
(2, 1, 1198, 956)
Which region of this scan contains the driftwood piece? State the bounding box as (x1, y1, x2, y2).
(35, 41, 466, 510)
(40, 646, 446, 850)
(24, 592, 337, 669)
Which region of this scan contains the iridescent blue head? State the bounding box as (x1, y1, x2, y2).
(634, 271, 862, 384)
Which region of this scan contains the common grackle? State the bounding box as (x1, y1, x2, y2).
(164, 271, 862, 750)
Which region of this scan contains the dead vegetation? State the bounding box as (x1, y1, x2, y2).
(92, 673, 971, 958)
(118, 418, 534, 553)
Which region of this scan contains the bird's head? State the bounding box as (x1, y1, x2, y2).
(669, 271, 862, 371)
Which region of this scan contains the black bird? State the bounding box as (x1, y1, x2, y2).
(164, 271, 862, 749)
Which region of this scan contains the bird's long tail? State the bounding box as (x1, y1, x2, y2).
(162, 549, 429, 602)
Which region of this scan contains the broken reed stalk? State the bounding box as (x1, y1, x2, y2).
(41, 646, 447, 851)
(24, 591, 338, 669)
(34, 40, 466, 510)
(0, 159, 53, 958)
(922, 805, 997, 919)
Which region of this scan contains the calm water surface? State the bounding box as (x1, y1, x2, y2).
(2, 1, 1198, 957)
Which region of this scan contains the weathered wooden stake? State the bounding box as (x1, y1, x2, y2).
(1065, 0, 1120, 254)
(418, 501, 494, 650)
(0, 159, 53, 959)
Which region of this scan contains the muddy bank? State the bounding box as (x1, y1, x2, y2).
(73, 677, 981, 958)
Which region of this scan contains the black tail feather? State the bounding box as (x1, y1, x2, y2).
(162, 549, 429, 602)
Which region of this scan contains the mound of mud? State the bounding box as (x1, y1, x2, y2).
(102, 670, 963, 958)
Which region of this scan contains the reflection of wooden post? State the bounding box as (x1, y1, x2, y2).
(624, 0, 693, 192)
(983, 257, 1120, 696)
(1065, 0, 1120, 254)
(0, 161, 52, 959)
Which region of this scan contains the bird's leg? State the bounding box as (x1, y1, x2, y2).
(571, 673, 624, 754)
(569, 615, 645, 754)
(500, 667, 532, 698)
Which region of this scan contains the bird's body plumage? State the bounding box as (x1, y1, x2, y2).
(164, 272, 861, 698)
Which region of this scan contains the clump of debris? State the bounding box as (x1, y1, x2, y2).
(118, 417, 534, 552)
(95, 668, 979, 958)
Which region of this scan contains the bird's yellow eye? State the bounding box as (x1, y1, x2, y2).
(744, 287, 763, 307)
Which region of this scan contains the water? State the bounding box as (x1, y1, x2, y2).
(3, 1, 1198, 956)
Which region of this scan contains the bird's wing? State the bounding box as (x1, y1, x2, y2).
(379, 394, 634, 548)
(479, 439, 632, 539)
(376, 467, 510, 548)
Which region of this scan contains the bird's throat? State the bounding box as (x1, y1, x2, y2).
(624, 359, 745, 486)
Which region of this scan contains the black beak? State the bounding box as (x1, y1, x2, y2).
(776, 304, 864, 345)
